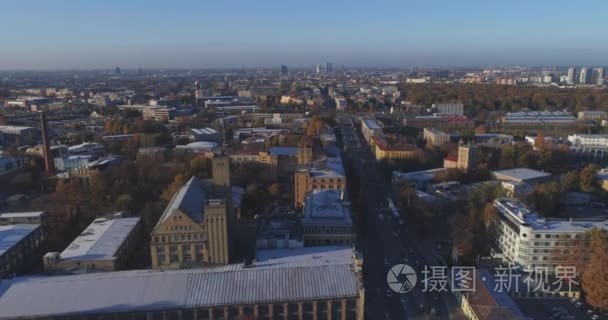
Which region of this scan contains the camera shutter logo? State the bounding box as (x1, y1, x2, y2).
(387, 264, 417, 293)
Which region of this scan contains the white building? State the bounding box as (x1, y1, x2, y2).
(360, 118, 382, 143)
(568, 134, 608, 147)
(492, 198, 608, 274)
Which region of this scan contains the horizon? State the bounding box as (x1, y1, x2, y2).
(1, 0, 608, 69)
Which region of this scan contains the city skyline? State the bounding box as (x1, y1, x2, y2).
(1, 0, 608, 69)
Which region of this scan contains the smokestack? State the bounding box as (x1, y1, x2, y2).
(40, 111, 54, 175)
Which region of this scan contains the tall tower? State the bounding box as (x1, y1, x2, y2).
(204, 198, 231, 264)
(580, 67, 591, 84)
(212, 157, 231, 188)
(194, 80, 202, 104)
(39, 111, 54, 175)
(567, 67, 576, 85)
(297, 143, 312, 165)
(596, 67, 605, 85)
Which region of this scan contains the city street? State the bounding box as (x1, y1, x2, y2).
(335, 112, 465, 320)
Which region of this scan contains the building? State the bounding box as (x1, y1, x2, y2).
(457, 145, 477, 171)
(360, 118, 382, 143)
(0, 246, 364, 320)
(567, 67, 576, 84)
(568, 133, 608, 147)
(456, 269, 526, 320)
(432, 103, 463, 115)
(491, 168, 551, 185)
(0, 223, 45, 278)
(492, 198, 608, 275)
(43, 215, 141, 273)
(577, 110, 607, 121)
(0, 211, 48, 226)
(294, 156, 346, 207)
(0, 155, 23, 180)
(0, 125, 38, 148)
(280, 65, 288, 75)
(150, 158, 233, 269)
(53, 155, 93, 171)
(371, 135, 417, 160)
(405, 114, 474, 132)
(596, 67, 605, 85)
(423, 128, 450, 147)
(392, 168, 448, 190)
(501, 111, 577, 128)
(189, 128, 219, 142)
(302, 190, 354, 247)
(175, 141, 220, 153)
(579, 67, 591, 84)
(67, 142, 106, 156)
(325, 62, 333, 73)
(443, 154, 458, 169)
(229, 151, 279, 181)
(335, 96, 347, 110)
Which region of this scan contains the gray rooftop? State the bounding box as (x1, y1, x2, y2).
(492, 168, 551, 181)
(59, 217, 140, 262)
(303, 190, 352, 226)
(156, 177, 206, 226)
(0, 247, 360, 319)
(269, 146, 298, 156)
(0, 224, 40, 256)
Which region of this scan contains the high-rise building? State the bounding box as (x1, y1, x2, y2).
(567, 67, 576, 84)
(114, 67, 121, 75)
(457, 145, 477, 171)
(315, 64, 321, 74)
(580, 67, 591, 84)
(280, 65, 288, 75)
(326, 62, 333, 73)
(596, 67, 605, 85)
(194, 80, 202, 103)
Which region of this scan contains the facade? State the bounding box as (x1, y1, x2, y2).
(360, 118, 382, 143)
(432, 103, 464, 115)
(0, 224, 45, 278)
(53, 155, 93, 171)
(492, 198, 608, 274)
(0, 125, 38, 147)
(43, 216, 142, 273)
(423, 128, 450, 147)
(372, 135, 417, 160)
(229, 151, 279, 181)
(577, 110, 607, 121)
(502, 111, 577, 128)
(0, 246, 365, 320)
(150, 158, 233, 269)
(302, 190, 354, 246)
(0, 211, 48, 226)
(190, 128, 219, 142)
(567, 133, 608, 147)
(597, 67, 605, 85)
(406, 114, 474, 131)
(294, 156, 346, 207)
(457, 145, 477, 171)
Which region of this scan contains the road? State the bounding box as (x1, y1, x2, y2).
(334, 112, 465, 320)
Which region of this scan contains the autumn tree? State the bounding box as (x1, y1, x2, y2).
(580, 164, 600, 193)
(268, 183, 281, 198)
(560, 171, 580, 192)
(527, 182, 562, 217)
(580, 229, 608, 311)
(450, 213, 474, 261)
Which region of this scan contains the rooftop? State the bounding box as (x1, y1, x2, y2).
(0, 211, 45, 219)
(190, 128, 217, 135)
(305, 156, 345, 179)
(492, 168, 551, 181)
(303, 190, 351, 226)
(269, 146, 298, 156)
(58, 217, 140, 262)
(0, 224, 40, 256)
(0, 247, 359, 319)
(494, 198, 608, 232)
(156, 177, 206, 226)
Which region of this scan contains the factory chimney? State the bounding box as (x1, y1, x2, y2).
(40, 111, 54, 174)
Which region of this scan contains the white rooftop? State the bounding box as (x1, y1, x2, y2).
(494, 198, 608, 232)
(0, 224, 40, 256)
(303, 190, 351, 226)
(0, 211, 45, 219)
(59, 217, 140, 261)
(492, 168, 551, 181)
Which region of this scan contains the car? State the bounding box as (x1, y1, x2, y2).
(383, 257, 389, 266)
(591, 315, 600, 320)
(575, 301, 583, 308)
(588, 310, 595, 315)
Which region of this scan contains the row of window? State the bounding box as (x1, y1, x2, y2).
(154, 233, 205, 244)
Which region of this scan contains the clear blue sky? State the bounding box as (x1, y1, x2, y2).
(1, 0, 607, 69)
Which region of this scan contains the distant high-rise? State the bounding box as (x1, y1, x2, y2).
(326, 62, 333, 73)
(596, 67, 605, 85)
(194, 80, 202, 102)
(137, 67, 142, 76)
(280, 65, 288, 75)
(567, 67, 576, 84)
(114, 67, 121, 75)
(315, 64, 321, 74)
(580, 67, 591, 84)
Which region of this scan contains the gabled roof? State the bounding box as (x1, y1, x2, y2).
(155, 177, 206, 228)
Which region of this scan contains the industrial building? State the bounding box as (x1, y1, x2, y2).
(0, 246, 364, 320)
(43, 216, 142, 273)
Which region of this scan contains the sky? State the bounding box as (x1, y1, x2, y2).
(1, 0, 607, 69)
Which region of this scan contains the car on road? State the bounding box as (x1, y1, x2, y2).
(383, 257, 389, 266)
